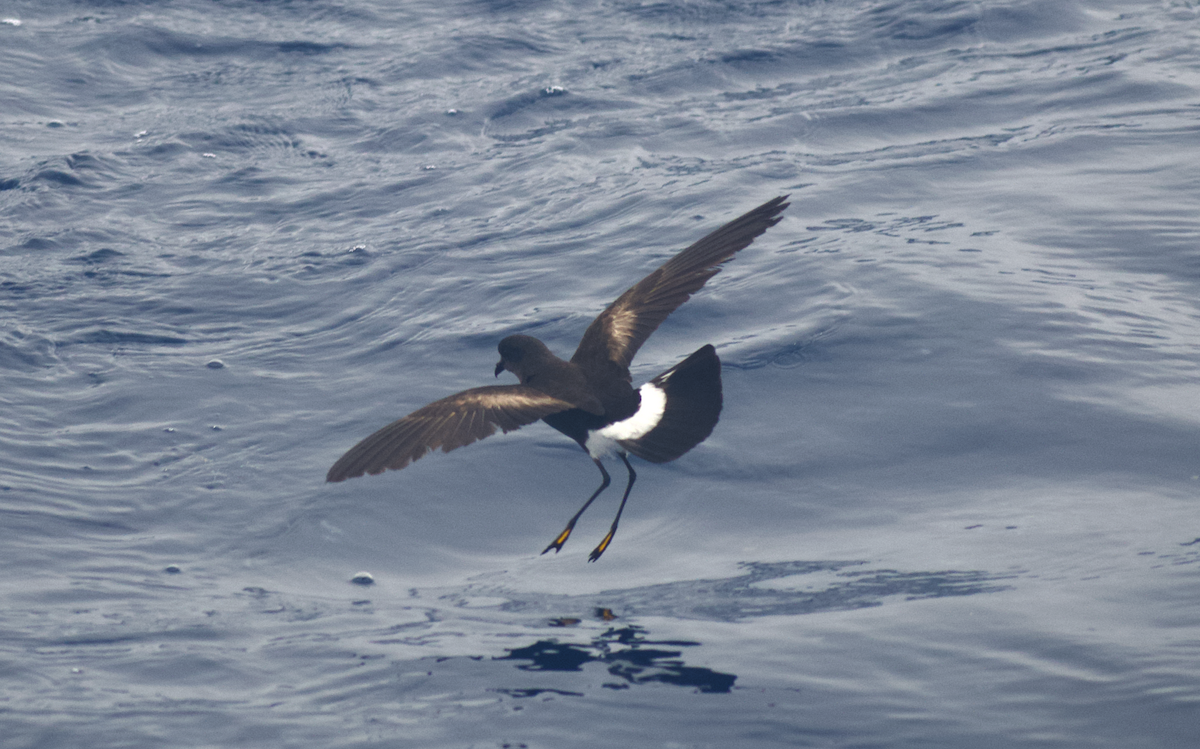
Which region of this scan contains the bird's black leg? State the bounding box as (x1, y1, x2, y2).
(588, 453, 636, 562)
(542, 458, 610, 554)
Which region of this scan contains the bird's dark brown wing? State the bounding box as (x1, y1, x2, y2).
(571, 195, 789, 372)
(326, 385, 575, 482)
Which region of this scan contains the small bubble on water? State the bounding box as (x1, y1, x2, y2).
(164, 564, 182, 574)
(206, 359, 225, 369)
(350, 571, 375, 586)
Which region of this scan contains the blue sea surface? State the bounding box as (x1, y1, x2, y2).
(2, 1, 1199, 746)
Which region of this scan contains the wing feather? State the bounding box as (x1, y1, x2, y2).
(572, 196, 788, 371)
(326, 385, 575, 482)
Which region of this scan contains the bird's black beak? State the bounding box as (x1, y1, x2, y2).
(494, 361, 505, 378)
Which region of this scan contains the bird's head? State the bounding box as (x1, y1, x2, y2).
(495, 334, 554, 384)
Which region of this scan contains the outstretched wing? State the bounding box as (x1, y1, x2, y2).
(571, 195, 789, 372)
(326, 385, 575, 482)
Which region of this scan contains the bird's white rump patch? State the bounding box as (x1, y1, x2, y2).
(585, 382, 667, 459)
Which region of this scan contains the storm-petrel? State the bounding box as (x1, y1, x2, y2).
(327, 195, 789, 560)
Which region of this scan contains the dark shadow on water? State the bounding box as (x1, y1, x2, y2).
(495, 624, 737, 694)
(426, 559, 1016, 697)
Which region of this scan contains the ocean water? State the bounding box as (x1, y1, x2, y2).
(2, 0, 1199, 746)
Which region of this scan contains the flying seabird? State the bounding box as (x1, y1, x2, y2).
(327, 195, 790, 560)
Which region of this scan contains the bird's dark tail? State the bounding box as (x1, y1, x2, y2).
(620, 344, 722, 464)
